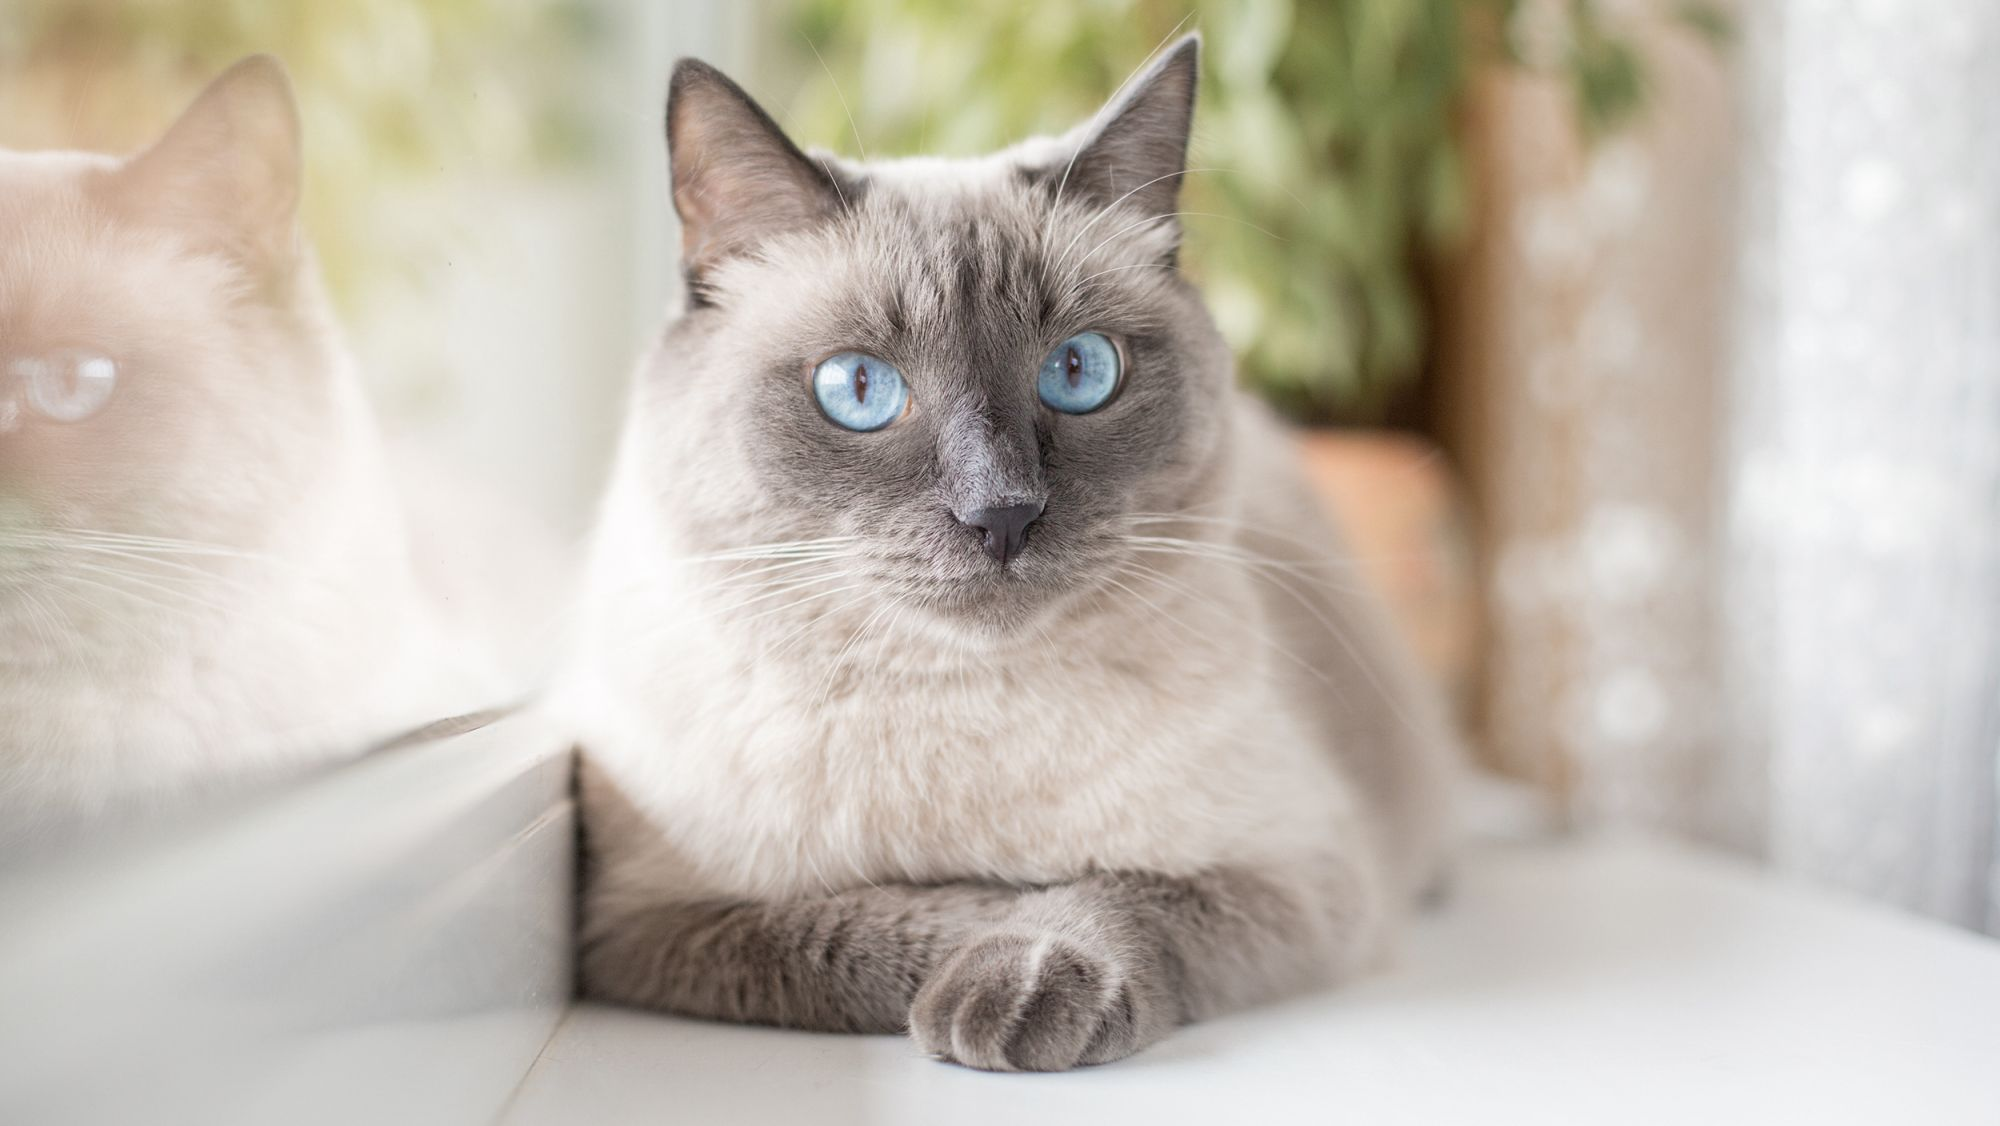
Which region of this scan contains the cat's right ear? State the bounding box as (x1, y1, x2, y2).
(110, 55, 302, 280)
(666, 59, 847, 292)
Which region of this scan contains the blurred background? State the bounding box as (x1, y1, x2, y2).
(1, 0, 1994, 937)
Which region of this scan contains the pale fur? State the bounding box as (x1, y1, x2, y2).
(0, 59, 548, 849)
(572, 405, 1398, 918)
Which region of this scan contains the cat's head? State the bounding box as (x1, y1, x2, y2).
(0, 57, 351, 610)
(639, 36, 1236, 637)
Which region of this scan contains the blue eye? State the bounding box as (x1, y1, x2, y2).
(811, 352, 908, 432)
(1038, 332, 1121, 414)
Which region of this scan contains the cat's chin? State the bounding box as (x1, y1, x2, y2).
(888, 572, 1078, 647)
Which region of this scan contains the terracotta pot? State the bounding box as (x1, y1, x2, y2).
(1295, 430, 1480, 717)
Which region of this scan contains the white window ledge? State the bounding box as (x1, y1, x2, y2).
(6, 722, 1997, 1126)
(505, 839, 2000, 1126)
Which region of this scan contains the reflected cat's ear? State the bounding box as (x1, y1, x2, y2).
(112, 55, 303, 280)
(666, 59, 849, 297)
(1052, 34, 1201, 224)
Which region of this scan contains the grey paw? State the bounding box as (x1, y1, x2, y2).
(908, 931, 1156, 1071)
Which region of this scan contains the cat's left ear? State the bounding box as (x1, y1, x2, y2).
(111, 55, 303, 277)
(1051, 34, 1201, 222)
(666, 59, 850, 293)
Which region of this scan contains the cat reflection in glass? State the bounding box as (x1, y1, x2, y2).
(559, 35, 1461, 1071)
(0, 58, 541, 847)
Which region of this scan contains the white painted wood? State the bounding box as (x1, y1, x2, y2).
(0, 715, 574, 1126)
(503, 839, 2000, 1126)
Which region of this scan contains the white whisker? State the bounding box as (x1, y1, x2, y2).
(1041, 12, 1198, 244)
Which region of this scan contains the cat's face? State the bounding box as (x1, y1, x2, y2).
(0, 58, 339, 636)
(641, 38, 1234, 636)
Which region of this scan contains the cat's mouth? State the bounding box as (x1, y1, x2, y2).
(849, 536, 1125, 638)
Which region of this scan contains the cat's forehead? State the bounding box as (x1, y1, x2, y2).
(0, 148, 117, 180)
(841, 150, 1047, 239)
(715, 147, 1177, 362)
(0, 151, 235, 356)
(0, 150, 117, 225)
(841, 145, 1038, 193)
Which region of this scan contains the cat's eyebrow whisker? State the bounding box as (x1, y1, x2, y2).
(817, 156, 853, 216)
(1057, 210, 1286, 299)
(1068, 261, 1179, 293)
(792, 39, 859, 218)
(804, 36, 868, 166)
(1048, 166, 1234, 278)
(1052, 212, 1174, 290)
(1041, 10, 1199, 244)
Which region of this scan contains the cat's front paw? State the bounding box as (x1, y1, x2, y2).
(908, 930, 1163, 1071)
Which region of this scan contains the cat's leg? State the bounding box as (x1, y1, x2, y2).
(579, 883, 1021, 1032)
(910, 859, 1378, 1071)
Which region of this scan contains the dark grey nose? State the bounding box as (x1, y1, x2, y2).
(960, 502, 1044, 565)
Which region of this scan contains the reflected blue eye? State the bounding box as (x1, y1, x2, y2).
(1038, 332, 1121, 414)
(811, 352, 908, 432)
(9, 353, 118, 423)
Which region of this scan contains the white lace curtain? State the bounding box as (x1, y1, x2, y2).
(1452, 0, 1999, 935)
(1725, 0, 2000, 933)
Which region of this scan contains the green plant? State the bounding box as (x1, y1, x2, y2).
(783, 0, 1726, 423)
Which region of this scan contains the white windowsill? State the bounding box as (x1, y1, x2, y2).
(0, 714, 576, 1126)
(7, 721, 1996, 1126)
(503, 839, 2000, 1126)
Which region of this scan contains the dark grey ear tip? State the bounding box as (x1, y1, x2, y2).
(667, 57, 728, 115)
(667, 57, 759, 118)
(669, 57, 724, 92)
(1123, 33, 1200, 113)
(666, 57, 756, 140)
(1161, 34, 1201, 94)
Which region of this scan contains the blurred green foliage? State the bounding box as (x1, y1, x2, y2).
(0, 0, 599, 310)
(784, 0, 1726, 422)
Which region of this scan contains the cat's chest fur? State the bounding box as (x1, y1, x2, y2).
(0, 553, 485, 837)
(567, 530, 1359, 903)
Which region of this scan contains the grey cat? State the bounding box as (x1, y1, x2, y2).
(555, 34, 1460, 1071)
